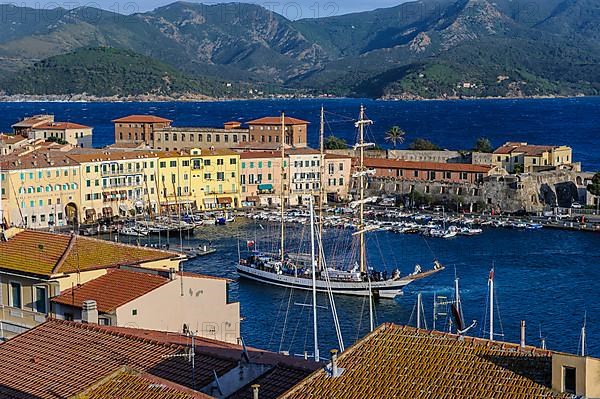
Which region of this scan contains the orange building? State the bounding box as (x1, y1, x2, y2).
(112, 115, 172, 146)
(247, 116, 309, 148)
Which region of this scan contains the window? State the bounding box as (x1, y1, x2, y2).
(98, 317, 111, 326)
(230, 158, 237, 165)
(182, 160, 190, 167)
(563, 367, 576, 394)
(204, 159, 211, 166)
(132, 309, 138, 316)
(35, 286, 47, 313)
(217, 159, 224, 166)
(170, 161, 177, 167)
(159, 161, 166, 168)
(10, 282, 21, 308)
(217, 172, 225, 181)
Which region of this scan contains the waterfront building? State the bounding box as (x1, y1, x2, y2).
(363, 158, 494, 184)
(247, 116, 309, 148)
(11, 114, 54, 137)
(28, 121, 93, 148)
(51, 266, 240, 343)
(282, 323, 599, 398)
(0, 152, 81, 229)
(67, 151, 161, 223)
(325, 154, 352, 202)
(493, 142, 574, 173)
(153, 122, 250, 151)
(0, 228, 182, 340)
(0, 134, 28, 155)
(0, 318, 318, 399)
(240, 151, 284, 207)
(288, 148, 322, 206)
(157, 148, 241, 211)
(113, 114, 172, 146)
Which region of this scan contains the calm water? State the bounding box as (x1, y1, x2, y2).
(0, 97, 599, 170)
(125, 219, 600, 358)
(1, 98, 599, 356)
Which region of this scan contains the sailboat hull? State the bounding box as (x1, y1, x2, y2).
(237, 264, 439, 299)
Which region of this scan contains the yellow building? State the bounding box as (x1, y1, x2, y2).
(157, 148, 241, 211)
(0, 152, 81, 229)
(493, 142, 574, 173)
(67, 152, 161, 223)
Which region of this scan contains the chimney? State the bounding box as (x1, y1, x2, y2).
(251, 384, 260, 399)
(330, 349, 340, 377)
(82, 300, 98, 324)
(169, 267, 176, 281)
(520, 320, 526, 348)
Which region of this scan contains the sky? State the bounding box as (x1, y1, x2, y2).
(5, 0, 408, 18)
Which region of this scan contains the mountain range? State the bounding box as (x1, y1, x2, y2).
(0, 0, 599, 99)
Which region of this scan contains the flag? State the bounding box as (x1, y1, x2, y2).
(247, 240, 255, 248)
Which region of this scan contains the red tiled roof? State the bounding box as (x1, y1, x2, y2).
(0, 319, 229, 399)
(0, 320, 317, 399)
(77, 367, 211, 399)
(113, 115, 173, 123)
(281, 324, 571, 399)
(0, 133, 27, 145)
(51, 269, 169, 312)
(247, 116, 309, 125)
(287, 148, 320, 156)
(0, 152, 78, 170)
(0, 230, 180, 277)
(494, 143, 557, 156)
(363, 158, 492, 173)
(34, 121, 91, 130)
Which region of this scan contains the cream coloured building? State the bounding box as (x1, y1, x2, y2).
(493, 142, 574, 173)
(29, 122, 93, 148)
(52, 266, 240, 343)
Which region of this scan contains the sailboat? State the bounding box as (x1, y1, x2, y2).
(237, 107, 444, 299)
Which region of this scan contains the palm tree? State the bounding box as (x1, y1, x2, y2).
(385, 126, 406, 149)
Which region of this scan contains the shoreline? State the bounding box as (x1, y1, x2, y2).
(0, 93, 596, 104)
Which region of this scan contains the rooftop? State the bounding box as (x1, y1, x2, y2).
(240, 151, 281, 160)
(76, 367, 211, 399)
(0, 151, 78, 171)
(51, 269, 170, 312)
(34, 121, 91, 130)
(0, 319, 317, 399)
(0, 133, 28, 145)
(0, 229, 180, 277)
(363, 157, 493, 173)
(11, 114, 54, 129)
(281, 324, 572, 399)
(494, 142, 563, 156)
(113, 115, 173, 124)
(66, 150, 160, 163)
(247, 116, 310, 125)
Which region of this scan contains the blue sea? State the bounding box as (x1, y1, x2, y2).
(0, 97, 599, 170)
(1, 98, 599, 356)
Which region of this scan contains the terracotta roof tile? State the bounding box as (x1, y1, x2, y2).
(494, 143, 558, 156)
(0, 320, 317, 399)
(0, 230, 180, 277)
(240, 151, 281, 160)
(363, 157, 492, 173)
(0, 134, 28, 145)
(247, 117, 309, 125)
(67, 150, 159, 163)
(281, 324, 572, 399)
(34, 121, 91, 130)
(51, 269, 169, 312)
(113, 115, 173, 123)
(77, 367, 211, 399)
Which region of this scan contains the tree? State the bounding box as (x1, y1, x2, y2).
(385, 126, 406, 149)
(46, 136, 68, 145)
(473, 137, 493, 153)
(409, 138, 442, 151)
(324, 135, 348, 150)
(513, 164, 524, 174)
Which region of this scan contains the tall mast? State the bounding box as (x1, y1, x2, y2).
(309, 196, 319, 362)
(358, 106, 367, 273)
(318, 106, 325, 271)
(280, 112, 286, 263)
(489, 268, 494, 341)
(581, 311, 587, 356)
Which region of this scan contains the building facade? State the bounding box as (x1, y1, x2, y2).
(493, 142, 574, 173)
(0, 153, 81, 229)
(153, 123, 250, 151)
(29, 122, 93, 148)
(240, 151, 284, 207)
(113, 115, 172, 146)
(11, 115, 55, 137)
(68, 152, 161, 223)
(325, 154, 352, 202)
(247, 116, 309, 148)
(0, 134, 29, 156)
(52, 267, 240, 343)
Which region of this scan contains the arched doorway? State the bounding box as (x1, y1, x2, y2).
(65, 203, 78, 227)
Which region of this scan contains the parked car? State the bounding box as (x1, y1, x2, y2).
(571, 202, 583, 209)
